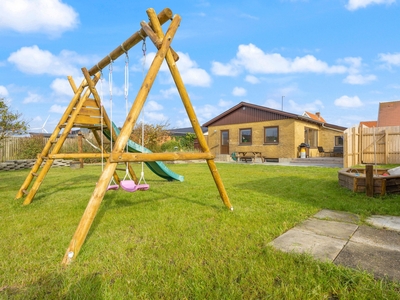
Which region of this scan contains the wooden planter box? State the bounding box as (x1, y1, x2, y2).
(338, 168, 400, 195)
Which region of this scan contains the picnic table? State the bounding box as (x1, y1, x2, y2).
(237, 151, 262, 163)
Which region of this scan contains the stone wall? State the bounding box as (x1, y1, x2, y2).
(0, 159, 72, 171)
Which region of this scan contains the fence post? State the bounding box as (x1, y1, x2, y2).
(78, 131, 83, 168)
(366, 164, 374, 197)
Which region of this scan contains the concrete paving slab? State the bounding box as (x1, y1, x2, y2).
(270, 228, 347, 262)
(313, 209, 359, 224)
(366, 215, 400, 232)
(334, 240, 400, 281)
(271, 209, 400, 282)
(351, 225, 400, 252)
(298, 219, 358, 240)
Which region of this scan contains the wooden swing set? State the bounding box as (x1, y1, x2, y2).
(15, 8, 233, 265)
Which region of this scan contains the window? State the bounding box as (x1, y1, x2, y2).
(264, 126, 279, 144)
(335, 136, 343, 146)
(239, 128, 252, 144)
(304, 127, 318, 148)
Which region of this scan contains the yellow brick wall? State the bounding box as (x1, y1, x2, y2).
(207, 119, 343, 159)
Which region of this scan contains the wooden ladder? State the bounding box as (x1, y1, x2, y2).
(15, 72, 114, 204)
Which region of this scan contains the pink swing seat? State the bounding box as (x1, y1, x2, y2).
(107, 184, 119, 191)
(120, 180, 149, 192)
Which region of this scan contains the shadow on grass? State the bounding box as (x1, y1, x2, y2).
(233, 172, 397, 216)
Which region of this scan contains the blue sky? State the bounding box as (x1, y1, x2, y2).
(1, 0, 400, 132)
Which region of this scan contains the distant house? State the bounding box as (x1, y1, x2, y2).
(377, 100, 400, 127)
(302, 111, 326, 123)
(359, 121, 377, 128)
(168, 127, 208, 137)
(202, 102, 346, 161)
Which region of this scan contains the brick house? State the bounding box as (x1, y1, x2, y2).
(377, 100, 400, 127)
(202, 102, 346, 162)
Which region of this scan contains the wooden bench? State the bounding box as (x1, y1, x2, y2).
(239, 156, 253, 163)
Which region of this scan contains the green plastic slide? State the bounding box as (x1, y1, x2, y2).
(102, 122, 184, 182)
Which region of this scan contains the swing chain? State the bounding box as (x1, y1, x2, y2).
(142, 38, 147, 56)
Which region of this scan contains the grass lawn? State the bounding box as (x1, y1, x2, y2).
(1, 162, 400, 299)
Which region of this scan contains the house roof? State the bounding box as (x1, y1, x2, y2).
(203, 102, 346, 131)
(359, 121, 377, 128)
(168, 127, 207, 136)
(303, 111, 326, 123)
(377, 100, 400, 127)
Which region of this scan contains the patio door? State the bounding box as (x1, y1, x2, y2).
(220, 130, 229, 154)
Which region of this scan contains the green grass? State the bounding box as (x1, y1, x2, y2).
(1, 163, 400, 299)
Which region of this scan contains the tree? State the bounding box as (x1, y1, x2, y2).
(0, 98, 28, 142)
(129, 121, 170, 152)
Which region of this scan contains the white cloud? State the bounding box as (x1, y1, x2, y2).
(160, 87, 178, 98)
(212, 44, 347, 76)
(0, 0, 79, 36)
(343, 74, 377, 84)
(145, 100, 163, 111)
(211, 61, 241, 76)
(378, 52, 400, 68)
(49, 104, 67, 113)
(23, 92, 42, 104)
(194, 104, 221, 123)
(346, 0, 395, 11)
(264, 99, 281, 110)
(144, 52, 211, 87)
(51, 78, 73, 96)
(245, 75, 260, 84)
(0, 85, 9, 97)
(334, 95, 363, 108)
(232, 87, 247, 97)
(144, 111, 168, 123)
(339, 56, 376, 85)
(8, 45, 89, 77)
(287, 99, 324, 114)
(218, 99, 233, 108)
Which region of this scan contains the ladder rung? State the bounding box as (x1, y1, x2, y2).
(22, 189, 28, 195)
(116, 168, 126, 171)
(31, 172, 38, 177)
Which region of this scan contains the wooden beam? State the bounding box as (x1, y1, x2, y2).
(88, 8, 174, 75)
(110, 152, 214, 162)
(49, 153, 109, 159)
(140, 21, 179, 61)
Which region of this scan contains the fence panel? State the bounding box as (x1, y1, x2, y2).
(0, 136, 82, 162)
(344, 126, 400, 166)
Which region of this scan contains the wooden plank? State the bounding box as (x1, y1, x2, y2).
(82, 99, 99, 108)
(74, 115, 102, 125)
(78, 107, 101, 117)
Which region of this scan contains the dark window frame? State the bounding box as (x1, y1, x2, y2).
(335, 135, 343, 146)
(264, 126, 279, 144)
(239, 128, 252, 145)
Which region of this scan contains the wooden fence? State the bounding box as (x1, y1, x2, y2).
(344, 125, 400, 167)
(0, 136, 82, 162)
